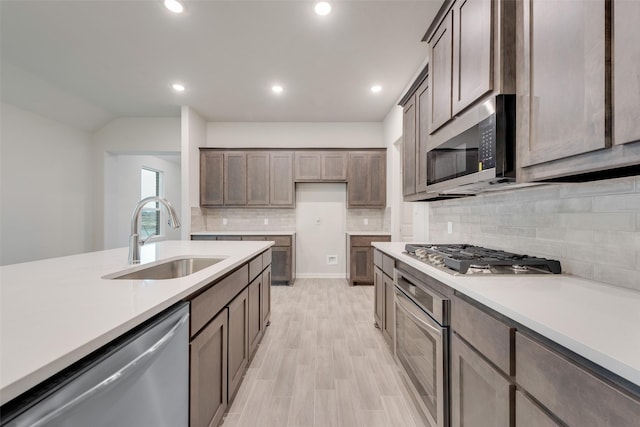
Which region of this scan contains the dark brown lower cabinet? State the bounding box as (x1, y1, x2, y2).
(190, 308, 228, 427)
(373, 267, 384, 328)
(515, 391, 560, 427)
(451, 333, 514, 427)
(262, 265, 271, 327)
(248, 275, 262, 359)
(228, 288, 249, 401)
(516, 332, 640, 426)
(271, 246, 291, 283)
(381, 274, 395, 347)
(351, 246, 373, 284)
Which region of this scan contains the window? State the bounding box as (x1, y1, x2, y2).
(140, 168, 162, 239)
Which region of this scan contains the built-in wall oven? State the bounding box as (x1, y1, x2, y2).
(394, 268, 450, 427)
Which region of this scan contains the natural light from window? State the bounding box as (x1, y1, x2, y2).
(140, 168, 162, 239)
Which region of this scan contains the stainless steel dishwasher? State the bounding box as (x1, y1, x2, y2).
(1, 302, 189, 427)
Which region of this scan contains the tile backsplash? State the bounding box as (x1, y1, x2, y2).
(427, 176, 640, 291)
(346, 207, 391, 232)
(191, 206, 391, 233)
(192, 207, 296, 232)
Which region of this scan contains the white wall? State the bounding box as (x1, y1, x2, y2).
(93, 117, 181, 250)
(295, 183, 347, 278)
(104, 154, 181, 249)
(206, 122, 384, 148)
(0, 103, 94, 265)
(382, 105, 405, 241)
(181, 107, 207, 239)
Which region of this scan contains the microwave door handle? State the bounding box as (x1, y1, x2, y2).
(395, 290, 442, 337)
(24, 312, 190, 427)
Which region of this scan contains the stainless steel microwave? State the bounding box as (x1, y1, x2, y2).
(425, 95, 516, 195)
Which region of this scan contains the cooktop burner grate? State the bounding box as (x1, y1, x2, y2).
(405, 244, 562, 274)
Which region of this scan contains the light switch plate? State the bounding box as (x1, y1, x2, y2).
(364, 218, 369, 225)
(222, 218, 228, 225)
(264, 218, 269, 225)
(447, 221, 453, 234)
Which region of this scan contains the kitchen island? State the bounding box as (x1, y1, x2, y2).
(0, 240, 272, 408)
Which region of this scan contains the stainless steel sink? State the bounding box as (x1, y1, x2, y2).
(106, 257, 225, 280)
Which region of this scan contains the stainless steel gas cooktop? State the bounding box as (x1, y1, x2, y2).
(404, 244, 562, 275)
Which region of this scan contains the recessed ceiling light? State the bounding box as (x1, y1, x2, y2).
(314, 1, 332, 16)
(164, 0, 184, 14)
(172, 83, 185, 92)
(371, 85, 382, 94)
(271, 85, 284, 94)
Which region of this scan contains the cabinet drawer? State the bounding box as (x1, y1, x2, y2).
(452, 295, 514, 375)
(191, 235, 217, 241)
(373, 249, 383, 268)
(351, 235, 390, 247)
(249, 255, 263, 282)
(216, 236, 242, 241)
(382, 254, 394, 278)
(268, 235, 291, 246)
(516, 332, 640, 427)
(262, 249, 272, 267)
(190, 265, 248, 337)
(241, 235, 266, 241)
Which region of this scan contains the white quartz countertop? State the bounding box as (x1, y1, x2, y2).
(191, 231, 295, 236)
(0, 240, 272, 405)
(372, 242, 640, 387)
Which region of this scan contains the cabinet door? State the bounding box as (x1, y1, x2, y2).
(270, 151, 294, 206)
(247, 152, 270, 206)
(271, 246, 291, 283)
(451, 333, 513, 427)
(321, 152, 348, 181)
(347, 152, 369, 206)
(614, 0, 640, 145)
(200, 151, 224, 206)
(429, 9, 454, 133)
(228, 288, 249, 401)
(516, 332, 640, 426)
(518, 0, 607, 167)
(294, 151, 322, 181)
(248, 275, 262, 358)
(190, 308, 228, 427)
(368, 152, 386, 207)
(515, 391, 560, 427)
(403, 96, 417, 196)
(381, 274, 395, 347)
(416, 79, 429, 193)
(350, 246, 372, 285)
(452, 0, 493, 115)
(261, 265, 271, 327)
(224, 152, 247, 205)
(373, 267, 384, 328)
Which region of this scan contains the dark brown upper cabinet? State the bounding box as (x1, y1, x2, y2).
(347, 150, 386, 208)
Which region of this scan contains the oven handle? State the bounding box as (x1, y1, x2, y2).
(395, 288, 442, 337)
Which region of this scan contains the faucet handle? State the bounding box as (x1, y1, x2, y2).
(140, 233, 157, 246)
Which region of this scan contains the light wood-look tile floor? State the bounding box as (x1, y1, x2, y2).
(221, 278, 427, 427)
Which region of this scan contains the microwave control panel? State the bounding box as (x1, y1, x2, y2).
(478, 115, 496, 170)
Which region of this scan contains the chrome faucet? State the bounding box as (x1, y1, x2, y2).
(129, 196, 181, 264)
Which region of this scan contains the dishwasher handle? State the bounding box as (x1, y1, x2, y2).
(26, 311, 190, 427)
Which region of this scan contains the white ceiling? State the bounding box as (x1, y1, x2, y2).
(0, 0, 441, 126)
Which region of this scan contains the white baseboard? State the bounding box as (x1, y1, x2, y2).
(295, 273, 347, 279)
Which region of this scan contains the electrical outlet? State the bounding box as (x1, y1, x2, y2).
(264, 218, 269, 225)
(363, 218, 369, 225)
(447, 221, 453, 234)
(222, 218, 228, 225)
(327, 255, 338, 265)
